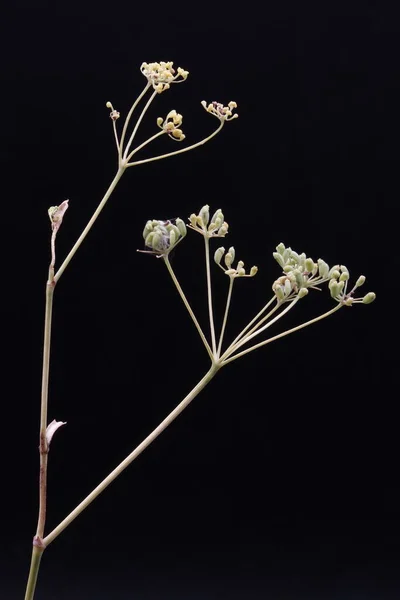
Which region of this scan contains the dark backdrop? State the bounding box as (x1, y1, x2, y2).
(1, 1, 396, 599)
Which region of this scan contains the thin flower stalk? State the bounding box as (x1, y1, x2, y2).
(222, 304, 343, 366)
(163, 256, 214, 361)
(217, 277, 234, 357)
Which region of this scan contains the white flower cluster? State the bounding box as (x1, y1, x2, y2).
(214, 246, 258, 279)
(157, 110, 185, 141)
(201, 100, 238, 121)
(140, 61, 189, 93)
(272, 243, 375, 305)
(188, 205, 229, 238)
(142, 218, 187, 256)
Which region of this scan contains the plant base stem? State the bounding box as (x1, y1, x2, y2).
(24, 545, 44, 600)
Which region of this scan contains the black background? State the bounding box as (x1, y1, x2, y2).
(1, 1, 396, 599)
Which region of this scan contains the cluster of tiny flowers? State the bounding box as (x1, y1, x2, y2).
(157, 110, 185, 141)
(140, 61, 189, 93)
(272, 243, 375, 305)
(188, 205, 229, 237)
(142, 218, 187, 256)
(214, 246, 258, 279)
(201, 101, 238, 121)
(105, 102, 120, 121)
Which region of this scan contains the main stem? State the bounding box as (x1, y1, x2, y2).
(43, 364, 219, 547)
(24, 271, 55, 600)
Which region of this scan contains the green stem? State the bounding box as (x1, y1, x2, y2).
(126, 121, 224, 168)
(217, 277, 234, 357)
(122, 90, 158, 161)
(119, 83, 151, 162)
(222, 304, 342, 365)
(24, 546, 44, 600)
(54, 168, 125, 283)
(43, 365, 219, 547)
(204, 237, 217, 356)
(164, 257, 214, 361)
(24, 274, 55, 600)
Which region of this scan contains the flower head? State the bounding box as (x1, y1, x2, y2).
(140, 61, 189, 93)
(214, 246, 258, 279)
(157, 110, 185, 141)
(140, 218, 187, 257)
(272, 242, 375, 305)
(201, 100, 238, 122)
(188, 205, 229, 238)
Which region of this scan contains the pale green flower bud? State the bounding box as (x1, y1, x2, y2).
(339, 271, 349, 282)
(225, 252, 233, 268)
(219, 225, 228, 236)
(214, 247, 225, 265)
(293, 269, 304, 289)
(330, 269, 341, 280)
(362, 292, 376, 304)
(317, 259, 329, 278)
(273, 252, 285, 268)
(276, 242, 286, 255)
(250, 266, 258, 276)
(337, 280, 345, 294)
(329, 279, 339, 298)
(274, 284, 285, 300)
(305, 258, 315, 272)
(189, 213, 197, 227)
(283, 265, 292, 273)
(284, 279, 292, 296)
(175, 218, 187, 238)
(211, 209, 224, 223)
(298, 288, 309, 298)
(340, 264, 349, 275)
(199, 205, 210, 227)
(355, 275, 366, 288)
(228, 246, 235, 264)
(143, 220, 154, 239)
(145, 232, 155, 247)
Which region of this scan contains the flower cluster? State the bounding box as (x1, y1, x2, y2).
(140, 61, 189, 93)
(157, 110, 185, 141)
(214, 246, 258, 279)
(141, 218, 187, 256)
(188, 205, 229, 238)
(201, 101, 238, 121)
(272, 242, 375, 305)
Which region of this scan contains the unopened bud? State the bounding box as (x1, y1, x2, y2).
(355, 275, 366, 288)
(199, 205, 210, 227)
(214, 247, 225, 265)
(298, 288, 309, 298)
(175, 218, 187, 237)
(362, 292, 376, 304)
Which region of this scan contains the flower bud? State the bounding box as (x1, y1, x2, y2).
(339, 271, 349, 282)
(305, 258, 315, 273)
(199, 205, 210, 227)
(355, 275, 366, 288)
(157, 117, 163, 127)
(214, 247, 225, 265)
(329, 279, 339, 298)
(362, 292, 376, 304)
(175, 218, 187, 238)
(298, 288, 309, 299)
(276, 242, 286, 255)
(225, 252, 233, 268)
(273, 252, 285, 268)
(317, 259, 329, 278)
(274, 284, 285, 300)
(250, 266, 258, 276)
